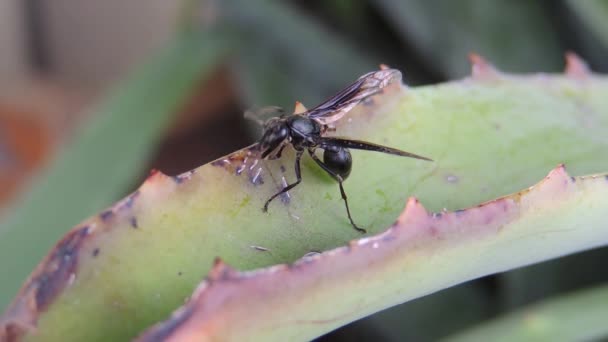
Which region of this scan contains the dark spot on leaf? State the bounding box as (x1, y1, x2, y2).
(34, 226, 89, 311)
(382, 235, 396, 243)
(100, 210, 113, 221)
(92, 248, 100, 257)
(130, 217, 138, 229)
(120, 191, 140, 211)
(280, 165, 286, 173)
(570, 176, 576, 183)
(178, 272, 182, 276)
(432, 212, 443, 219)
(454, 209, 466, 216)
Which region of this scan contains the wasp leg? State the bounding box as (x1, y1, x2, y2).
(275, 144, 286, 159)
(308, 149, 366, 234)
(263, 149, 303, 212)
(267, 144, 287, 160)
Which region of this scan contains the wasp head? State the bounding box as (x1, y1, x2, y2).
(260, 117, 290, 159)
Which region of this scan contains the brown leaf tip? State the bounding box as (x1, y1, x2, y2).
(145, 169, 168, 183)
(543, 164, 574, 189)
(208, 258, 237, 282)
(395, 197, 428, 226)
(469, 53, 500, 79)
(379, 64, 390, 70)
(547, 163, 568, 180)
(565, 52, 590, 79)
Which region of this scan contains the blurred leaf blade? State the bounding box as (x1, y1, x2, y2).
(443, 285, 608, 342)
(0, 31, 230, 311)
(372, 0, 563, 77)
(218, 0, 375, 109)
(567, 0, 608, 48)
(366, 283, 491, 341)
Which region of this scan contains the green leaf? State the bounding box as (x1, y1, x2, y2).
(0, 31, 229, 311)
(567, 0, 608, 48)
(135, 165, 608, 341)
(443, 285, 608, 342)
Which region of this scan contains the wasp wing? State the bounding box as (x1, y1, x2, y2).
(244, 106, 285, 125)
(318, 137, 432, 161)
(306, 69, 402, 125)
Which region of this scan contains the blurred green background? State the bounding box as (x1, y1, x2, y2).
(1, 0, 607, 340)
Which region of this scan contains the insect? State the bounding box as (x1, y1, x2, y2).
(247, 68, 432, 233)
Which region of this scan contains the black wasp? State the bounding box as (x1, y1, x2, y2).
(247, 68, 432, 233)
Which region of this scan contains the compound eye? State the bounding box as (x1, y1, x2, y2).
(323, 147, 352, 179)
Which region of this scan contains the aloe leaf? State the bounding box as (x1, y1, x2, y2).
(2, 56, 608, 341)
(135, 165, 608, 341)
(567, 0, 608, 48)
(565, 0, 608, 72)
(0, 32, 229, 310)
(443, 285, 608, 342)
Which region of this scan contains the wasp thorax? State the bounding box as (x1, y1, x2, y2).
(287, 115, 321, 146)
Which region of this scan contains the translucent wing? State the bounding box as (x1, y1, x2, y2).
(306, 68, 402, 125)
(244, 106, 285, 126)
(318, 137, 432, 161)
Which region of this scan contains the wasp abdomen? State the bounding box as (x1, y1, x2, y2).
(323, 146, 352, 180)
